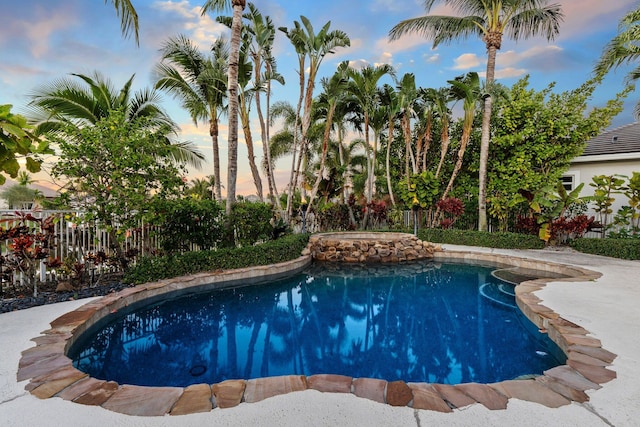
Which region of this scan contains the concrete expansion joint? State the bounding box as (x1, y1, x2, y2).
(0, 391, 28, 405)
(583, 402, 615, 426)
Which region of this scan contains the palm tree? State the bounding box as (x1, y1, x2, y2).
(201, 0, 247, 217)
(235, 34, 265, 201)
(396, 73, 419, 184)
(440, 72, 481, 203)
(347, 64, 395, 205)
(307, 63, 350, 209)
(155, 35, 228, 201)
(378, 83, 400, 206)
(279, 16, 351, 219)
(595, 6, 640, 117)
(28, 71, 204, 167)
(242, 4, 285, 211)
(389, 0, 563, 231)
(108, 0, 139, 45)
(187, 177, 213, 199)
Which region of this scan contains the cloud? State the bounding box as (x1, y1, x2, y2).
(452, 53, 482, 70)
(9, 7, 78, 59)
(558, 0, 637, 40)
(151, 0, 228, 51)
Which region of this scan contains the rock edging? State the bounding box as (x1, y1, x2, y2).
(17, 245, 617, 416)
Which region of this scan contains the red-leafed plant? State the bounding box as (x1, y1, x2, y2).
(1, 211, 58, 297)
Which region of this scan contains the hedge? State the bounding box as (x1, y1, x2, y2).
(418, 228, 545, 250)
(570, 238, 640, 260)
(124, 234, 310, 285)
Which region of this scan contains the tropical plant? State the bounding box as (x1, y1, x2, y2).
(28, 72, 204, 168)
(155, 35, 229, 201)
(346, 63, 395, 208)
(389, 0, 564, 231)
(307, 62, 350, 209)
(0, 105, 51, 185)
(242, 3, 285, 210)
(589, 174, 627, 237)
(439, 72, 480, 203)
(594, 5, 640, 117)
(107, 0, 139, 44)
(0, 212, 57, 297)
(279, 15, 351, 219)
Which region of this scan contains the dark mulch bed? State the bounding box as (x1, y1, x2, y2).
(1, 278, 135, 313)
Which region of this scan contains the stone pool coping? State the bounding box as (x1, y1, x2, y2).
(17, 248, 617, 417)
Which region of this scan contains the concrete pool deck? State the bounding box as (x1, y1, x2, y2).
(1, 244, 639, 426)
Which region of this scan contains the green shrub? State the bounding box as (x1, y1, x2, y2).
(124, 233, 310, 284)
(570, 238, 640, 260)
(229, 201, 275, 246)
(418, 228, 545, 249)
(148, 198, 224, 254)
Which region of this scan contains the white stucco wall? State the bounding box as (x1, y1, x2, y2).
(566, 156, 640, 222)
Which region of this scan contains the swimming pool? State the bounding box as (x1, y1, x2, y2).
(69, 261, 566, 388)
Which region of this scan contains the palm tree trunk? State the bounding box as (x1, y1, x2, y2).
(386, 117, 396, 207)
(308, 103, 336, 209)
(225, 2, 244, 218)
(240, 101, 264, 201)
(478, 44, 497, 231)
(260, 65, 283, 214)
(285, 60, 306, 220)
(210, 118, 223, 202)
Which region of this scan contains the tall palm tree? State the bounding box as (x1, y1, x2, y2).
(389, 0, 563, 231)
(155, 35, 228, 201)
(307, 63, 350, 209)
(242, 4, 285, 211)
(108, 0, 139, 45)
(379, 83, 400, 206)
(201, 0, 247, 217)
(347, 64, 395, 204)
(279, 16, 351, 219)
(235, 33, 265, 201)
(595, 6, 640, 117)
(28, 71, 203, 167)
(440, 72, 481, 203)
(396, 73, 419, 183)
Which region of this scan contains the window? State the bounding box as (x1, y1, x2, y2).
(560, 174, 575, 191)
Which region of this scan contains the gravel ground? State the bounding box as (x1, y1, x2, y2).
(0, 281, 134, 313)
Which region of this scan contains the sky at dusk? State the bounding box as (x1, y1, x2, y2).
(1, 0, 638, 196)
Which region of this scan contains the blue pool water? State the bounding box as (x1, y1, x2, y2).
(70, 262, 566, 387)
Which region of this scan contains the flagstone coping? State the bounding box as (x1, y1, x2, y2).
(17, 242, 617, 417)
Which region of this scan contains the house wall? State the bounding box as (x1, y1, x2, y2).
(566, 157, 640, 222)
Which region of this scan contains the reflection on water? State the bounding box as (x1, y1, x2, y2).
(71, 262, 565, 387)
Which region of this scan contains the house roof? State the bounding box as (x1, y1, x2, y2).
(581, 122, 640, 157)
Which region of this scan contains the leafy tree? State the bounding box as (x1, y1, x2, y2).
(389, 0, 564, 231)
(0, 185, 40, 209)
(0, 105, 51, 185)
(49, 109, 187, 271)
(487, 76, 628, 230)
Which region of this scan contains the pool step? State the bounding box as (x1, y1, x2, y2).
(479, 282, 517, 309)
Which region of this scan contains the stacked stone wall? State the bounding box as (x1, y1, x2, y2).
(306, 232, 441, 263)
